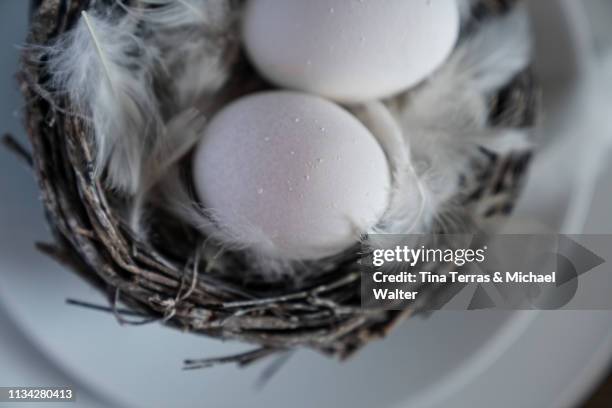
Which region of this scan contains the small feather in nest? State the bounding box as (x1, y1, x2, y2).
(389, 4, 533, 232)
(125, 0, 237, 112)
(350, 102, 427, 237)
(128, 108, 208, 235)
(154, 164, 304, 281)
(398, 4, 533, 132)
(43, 10, 162, 193)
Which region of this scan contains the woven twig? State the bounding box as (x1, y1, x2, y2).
(15, 0, 539, 368)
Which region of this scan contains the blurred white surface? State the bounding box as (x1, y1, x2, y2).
(1, 1, 612, 408)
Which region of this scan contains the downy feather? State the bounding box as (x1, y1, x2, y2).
(390, 4, 533, 233)
(126, 0, 235, 112)
(350, 102, 427, 238)
(129, 108, 208, 234)
(45, 10, 161, 193)
(156, 164, 303, 280)
(398, 4, 532, 132)
(121, 0, 236, 236)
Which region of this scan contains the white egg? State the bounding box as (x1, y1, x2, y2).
(193, 91, 391, 260)
(242, 0, 460, 103)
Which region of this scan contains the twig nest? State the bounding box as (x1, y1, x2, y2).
(18, 0, 539, 366)
(193, 91, 391, 260)
(243, 0, 461, 102)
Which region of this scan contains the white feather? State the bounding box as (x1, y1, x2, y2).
(45, 10, 161, 193)
(162, 183, 287, 256)
(131, 0, 230, 28)
(129, 108, 208, 234)
(350, 102, 427, 238)
(145, 108, 208, 191)
(459, 5, 533, 94)
(388, 4, 533, 233)
(156, 164, 302, 280)
(126, 0, 235, 111)
(398, 4, 532, 133)
(42, 2, 234, 222)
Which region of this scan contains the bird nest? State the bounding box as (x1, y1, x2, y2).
(13, 0, 538, 368)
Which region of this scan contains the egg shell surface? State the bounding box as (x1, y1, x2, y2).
(242, 0, 460, 102)
(193, 91, 391, 260)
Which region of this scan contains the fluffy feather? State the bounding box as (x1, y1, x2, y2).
(129, 108, 208, 234)
(156, 164, 303, 280)
(131, 0, 230, 28)
(398, 5, 532, 132)
(42, 1, 235, 227)
(120, 0, 236, 231)
(44, 10, 161, 193)
(389, 4, 533, 234)
(126, 0, 236, 112)
(350, 102, 427, 238)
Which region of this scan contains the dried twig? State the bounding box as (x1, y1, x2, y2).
(66, 298, 148, 317)
(2, 133, 33, 167)
(255, 351, 294, 389)
(183, 347, 284, 370)
(20, 0, 538, 369)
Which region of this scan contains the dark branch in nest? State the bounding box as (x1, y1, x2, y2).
(110, 289, 164, 326)
(183, 347, 286, 370)
(66, 298, 148, 317)
(255, 351, 294, 389)
(220, 272, 361, 309)
(2, 133, 33, 167)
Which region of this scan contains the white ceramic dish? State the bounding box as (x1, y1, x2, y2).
(1, 1, 611, 407)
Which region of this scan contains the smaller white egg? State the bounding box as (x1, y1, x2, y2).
(242, 0, 460, 103)
(193, 91, 391, 260)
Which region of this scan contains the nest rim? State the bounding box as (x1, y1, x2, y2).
(17, 0, 540, 367)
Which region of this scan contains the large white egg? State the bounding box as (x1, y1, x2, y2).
(193, 91, 391, 260)
(242, 0, 460, 103)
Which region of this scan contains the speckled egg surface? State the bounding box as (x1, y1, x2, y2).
(193, 91, 391, 259)
(242, 0, 460, 103)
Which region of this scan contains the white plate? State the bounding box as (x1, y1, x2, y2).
(1, 2, 611, 407)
